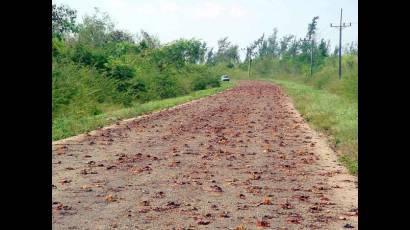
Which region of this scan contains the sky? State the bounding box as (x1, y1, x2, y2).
(52, 0, 358, 59)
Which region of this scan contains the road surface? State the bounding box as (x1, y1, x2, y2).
(52, 80, 358, 229)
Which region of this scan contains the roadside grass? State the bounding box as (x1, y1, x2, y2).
(230, 56, 358, 175)
(52, 82, 233, 141)
(265, 78, 358, 175)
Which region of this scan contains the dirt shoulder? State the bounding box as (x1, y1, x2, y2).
(52, 80, 357, 229)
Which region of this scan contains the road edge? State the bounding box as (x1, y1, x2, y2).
(52, 87, 235, 146)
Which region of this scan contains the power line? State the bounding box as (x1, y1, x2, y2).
(330, 8, 351, 80)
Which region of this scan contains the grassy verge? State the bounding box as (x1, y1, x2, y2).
(265, 78, 358, 175)
(52, 82, 233, 141)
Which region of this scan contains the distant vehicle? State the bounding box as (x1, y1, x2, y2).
(220, 75, 230, 81)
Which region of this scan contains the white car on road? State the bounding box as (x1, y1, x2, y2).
(220, 75, 230, 81)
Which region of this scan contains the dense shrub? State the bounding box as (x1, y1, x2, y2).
(192, 74, 220, 90)
(105, 58, 135, 80)
(52, 37, 66, 58)
(52, 60, 119, 119)
(248, 54, 358, 103)
(70, 43, 109, 70)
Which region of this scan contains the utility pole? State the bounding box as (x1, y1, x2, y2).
(248, 48, 252, 78)
(331, 8, 351, 80)
(248, 58, 252, 78)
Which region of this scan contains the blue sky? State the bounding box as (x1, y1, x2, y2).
(52, 0, 358, 59)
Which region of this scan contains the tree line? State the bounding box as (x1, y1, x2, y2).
(52, 4, 357, 120)
(53, 4, 232, 120)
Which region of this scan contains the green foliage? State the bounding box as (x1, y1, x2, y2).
(238, 19, 357, 174)
(52, 5, 227, 140)
(105, 57, 135, 80)
(137, 30, 161, 50)
(279, 35, 294, 58)
(189, 65, 221, 90)
(69, 43, 109, 70)
(52, 4, 78, 38)
(270, 78, 358, 175)
(52, 82, 233, 141)
(306, 16, 319, 40)
(250, 16, 335, 73)
(154, 74, 182, 98)
(243, 54, 358, 175)
(108, 42, 140, 57)
(344, 41, 358, 55)
(52, 59, 119, 120)
(77, 8, 114, 47)
(213, 37, 240, 67)
(206, 48, 215, 65)
(145, 39, 208, 71)
(52, 4, 357, 177)
(263, 28, 279, 58)
(52, 37, 67, 58)
(108, 30, 134, 43)
(245, 34, 265, 61)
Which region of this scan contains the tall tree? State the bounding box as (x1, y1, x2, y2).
(306, 16, 319, 40)
(333, 46, 339, 56)
(108, 30, 134, 43)
(214, 37, 240, 66)
(246, 34, 265, 77)
(206, 48, 215, 65)
(77, 8, 115, 47)
(299, 16, 320, 68)
(344, 41, 358, 55)
(258, 39, 269, 59)
(318, 39, 329, 57)
(246, 34, 265, 61)
(278, 35, 294, 59)
(225, 45, 240, 65)
(314, 39, 330, 66)
(52, 4, 78, 38)
(288, 37, 299, 58)
(154, 39, 207, 68)
(137, 30, 161, 50)
(267, 28, 279, 58)
(216, 37, 231, 55)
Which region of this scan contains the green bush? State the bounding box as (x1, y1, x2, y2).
(226, 63, 235, 68)
(52, 37, 66, 58)
(52, 59, 119, 119)
(129, 78, 147, 97)
(105, 58, 135, 80)
(192, 75, 220, 90)
(153, 73, 184, 99)
(52, 5, 230, 141)
(70, 43, 109, 70)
